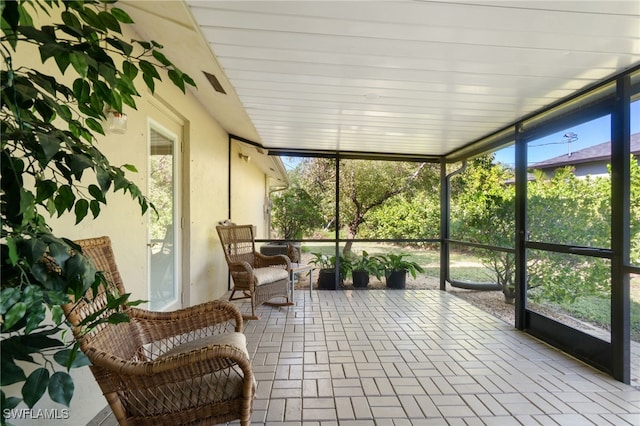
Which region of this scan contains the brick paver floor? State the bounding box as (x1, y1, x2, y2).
(239, 289, 639, 425)
(91, 288, 640, 425)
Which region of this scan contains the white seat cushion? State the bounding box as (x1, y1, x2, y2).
(158, 332, 249, 360)
(253, 267, 289, 286)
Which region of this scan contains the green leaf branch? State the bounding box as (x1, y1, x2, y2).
(1, 0, 195, 419)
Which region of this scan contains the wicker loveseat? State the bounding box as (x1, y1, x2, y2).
(62, 236, 254, 426)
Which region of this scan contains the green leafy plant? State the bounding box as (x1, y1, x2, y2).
(308, 252, 333, 270)
(349, 250, 382, 280)
(1, 0, 194, 419)
(376, 253, 425, 279)
(309, 251, 349, 290)
(309, 252, 350, 277)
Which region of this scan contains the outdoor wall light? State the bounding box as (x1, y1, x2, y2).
(105, 109, 127, 134)
(238, 153, 251, 162)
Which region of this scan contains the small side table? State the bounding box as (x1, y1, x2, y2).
(290, 264, 314, 300)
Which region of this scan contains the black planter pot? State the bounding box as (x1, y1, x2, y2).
(317, 269, 340, 290)
(385, 270, 407, 289)
(351, 270, 370, 288)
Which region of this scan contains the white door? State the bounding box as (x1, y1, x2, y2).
(148, 116, 182, 311)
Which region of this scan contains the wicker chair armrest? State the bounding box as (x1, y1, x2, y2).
(86, 341, 252, 380)
(226, 261, 255, 291)
(254, 252, 291, 270)
(126, 300, 243, 348)
(129, 299, 242, 328)
(226, 261, 254, 275)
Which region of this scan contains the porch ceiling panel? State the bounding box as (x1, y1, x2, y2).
(131, 1, 640, 157)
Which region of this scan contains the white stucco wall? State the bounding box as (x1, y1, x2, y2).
(22, 42, 235, 308)
(230, 142, 270, 237)
(4, 8, 268, 426)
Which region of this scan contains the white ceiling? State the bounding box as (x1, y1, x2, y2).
(124, 1, 640, 157)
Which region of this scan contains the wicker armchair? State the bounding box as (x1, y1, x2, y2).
(216, 224, 293, 320)
(62, 236, 254, 426)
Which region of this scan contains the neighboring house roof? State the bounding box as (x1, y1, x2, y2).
(531, 133, 640, 170)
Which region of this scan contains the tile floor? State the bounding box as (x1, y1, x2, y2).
(91, 289, 640, 425)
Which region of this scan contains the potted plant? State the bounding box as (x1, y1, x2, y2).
(309, 252, 348, 290)
(376, 253, 425, 289)
(349, 250, 382, 288)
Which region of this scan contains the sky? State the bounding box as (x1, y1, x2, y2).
(494, 100, 640, 167)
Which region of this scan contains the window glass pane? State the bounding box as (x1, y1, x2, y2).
(629, 94, 639, 388)
(630, 99, 640, 266)
(527, 249, 611, 342)
(632, 274, 639, 389)
(527, 115, 611, 248)
(149, 130, 176, 310)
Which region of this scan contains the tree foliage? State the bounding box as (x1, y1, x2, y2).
(278, 157, 439, 251)
(339, 159, 437, 251)
(1, 0, 194, 416)
(450, 155, 515, 248)
(361, 192, 440, 241)
(631, 155, 640, 265)
(528, 168, 610, 247)
(271, 186, 323, 239)
(149, 154, 173, 241)
(294, 157, 337, 234)
(276, 149, 636, 307)
(526, 168, 611, 302)
(449, 156, 517, 299)
(450, 154, 623, 304)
